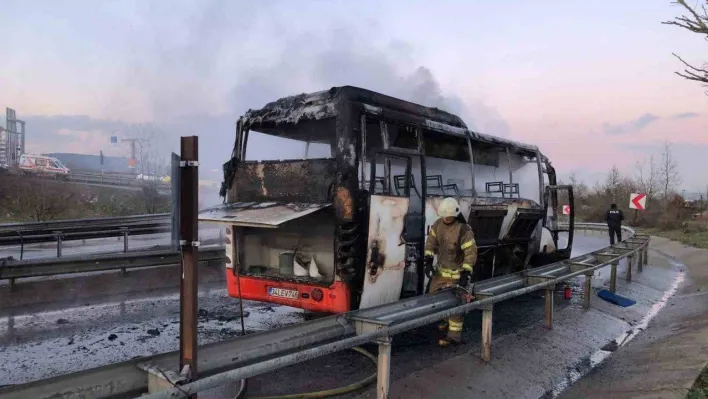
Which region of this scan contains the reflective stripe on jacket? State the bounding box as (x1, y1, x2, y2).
(424, 218, 477, 272)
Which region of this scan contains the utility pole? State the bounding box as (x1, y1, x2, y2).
(179, 136, 199, 397)
(122, 138, 139, 173)
(108, 134, 142, 174)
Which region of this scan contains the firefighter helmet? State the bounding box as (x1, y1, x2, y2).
(438, 197, 461, 218)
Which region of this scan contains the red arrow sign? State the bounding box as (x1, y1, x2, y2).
(630, 193, 647, 210)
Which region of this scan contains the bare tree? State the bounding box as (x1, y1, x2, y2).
(662, 0, 708, 89)
(604, 165, 623, 202)
(121, 123, 171, 214)
(3, 175, 78, 221)
(568, 172, 590, 199)
(635, 155, 660, 199)
(659, 141, 682, 206)
(123, 123, 170, 177)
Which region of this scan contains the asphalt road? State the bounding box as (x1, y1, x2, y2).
(0, 234, 611, 393)
(218, 235, 614, 399)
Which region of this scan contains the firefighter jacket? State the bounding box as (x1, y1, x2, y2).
(424, 218, 477, 277)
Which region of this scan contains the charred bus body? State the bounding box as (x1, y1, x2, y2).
(199, 86, 574, 313)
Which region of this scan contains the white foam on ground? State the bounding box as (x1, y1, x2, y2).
(548, 255, 686, 397)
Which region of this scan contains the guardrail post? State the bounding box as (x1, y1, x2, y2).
(481, 304, 493, 362)
(376, 336, 392, 399)
(122, 227, 129, 253)
(583, 271, 593, 309)
(643, 245, 648, 267)
(120, 228, 130, 274)
(54, 231, 63, 258)
(610, 260, 618, 293)
(626, 254, 633, 282)
(544, 287, 554, 329)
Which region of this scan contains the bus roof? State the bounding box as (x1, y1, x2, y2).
(241, 85, 540, 156)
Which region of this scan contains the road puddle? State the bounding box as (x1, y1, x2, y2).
(544, 250, 686, 398)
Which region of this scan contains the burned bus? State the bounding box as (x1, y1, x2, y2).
(199, 86, 574, 313)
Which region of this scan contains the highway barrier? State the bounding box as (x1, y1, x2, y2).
(0, 223, 650, 399)
(0, 214, 172, 257)
(0, 246, 226, 281)
(68, 172, 171, 188)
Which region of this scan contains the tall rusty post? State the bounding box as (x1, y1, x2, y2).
(179, 136, 199, 396)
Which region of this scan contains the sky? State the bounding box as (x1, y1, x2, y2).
(0, 0, 706, 191)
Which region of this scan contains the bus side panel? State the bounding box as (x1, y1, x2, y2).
(358, 195, 410, 309)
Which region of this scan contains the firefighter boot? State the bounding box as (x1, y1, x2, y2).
(438, 337, 461, 347)
(439, 316, 464, 347)
(438, 321, 448, 332)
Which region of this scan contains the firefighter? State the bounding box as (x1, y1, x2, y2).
(424, 197, 477, 347)
(605, 203, 624, 245)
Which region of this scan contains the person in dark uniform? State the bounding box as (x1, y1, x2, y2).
(605, 203, 624, 245)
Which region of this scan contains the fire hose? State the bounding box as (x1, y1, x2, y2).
(229, 260, 470, 398)
(230, 264, 379, 399)
(232, 346, 377, 399)
(231, 285, 471, 398)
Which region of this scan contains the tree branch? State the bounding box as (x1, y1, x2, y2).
(673, 52, 708, 83)
(678, 0, 708, 30)
(664, 1, 708, 89)
(673, 53, 708, 72)
(663, 0, 708, 33)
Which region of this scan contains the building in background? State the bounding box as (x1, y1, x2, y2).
(46, 153, 138, 174)
(0, 108, 25, 168)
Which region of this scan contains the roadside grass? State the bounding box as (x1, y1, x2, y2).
(643, 225, 708, 250)
(688, 363, 708, 399)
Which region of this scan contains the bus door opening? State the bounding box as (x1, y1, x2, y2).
(359, 150, 424, 309)
(544, 184, 575, 260)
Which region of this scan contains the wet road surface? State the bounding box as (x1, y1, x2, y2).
(0, 290, 303, 384)
(0, 235, 614, 393)
(208, 235, 678, 398)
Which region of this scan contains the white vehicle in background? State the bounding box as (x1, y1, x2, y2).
(18, 154, 70, 179)
(136, 173, 171, 184)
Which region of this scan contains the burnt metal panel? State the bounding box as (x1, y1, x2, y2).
(242, 86, 468, 132)
(198, 201, 331, 228)
(229, 159, 337, 204)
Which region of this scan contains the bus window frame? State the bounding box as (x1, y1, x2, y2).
(368, 150, 413, 197)
(360, 113, 423, 191)
(421, 127, 478, 197)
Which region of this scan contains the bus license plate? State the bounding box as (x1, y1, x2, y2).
(268, 287, 299, 300)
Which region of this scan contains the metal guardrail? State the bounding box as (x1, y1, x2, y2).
(0, 247, 226, 281)
(0, 214, 172, 258)
(1, 168, 167, 188)
(0, 213, 169, 233)
(68, 172, 171, 188)
(0, 223, 650, 399)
